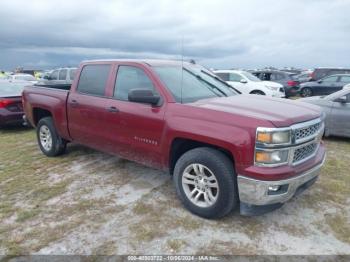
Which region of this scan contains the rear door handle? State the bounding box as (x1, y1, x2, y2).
(107, 106, 119, 113)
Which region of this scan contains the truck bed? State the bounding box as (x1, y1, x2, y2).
(22, 85, 71, 140)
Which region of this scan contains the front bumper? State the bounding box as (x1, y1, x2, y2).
(237, 153, 326, 207)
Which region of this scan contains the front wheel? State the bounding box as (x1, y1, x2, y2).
(37, 117, 66, 157)
(173, 147, 238, 219)
(250, 90, 265, 95)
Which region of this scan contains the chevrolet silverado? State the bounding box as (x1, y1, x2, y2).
(22, 60, 326, 218)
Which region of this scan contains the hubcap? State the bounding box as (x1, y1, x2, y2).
(182, 163, 219, 208)
(39, 125, 52, 151)
(302, 88, 311, 97)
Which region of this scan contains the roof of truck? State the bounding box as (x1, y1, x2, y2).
(82, 59, 194, 67)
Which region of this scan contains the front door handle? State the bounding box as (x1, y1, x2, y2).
(107, 106, 119, 113)
(70, 99, 79, 107)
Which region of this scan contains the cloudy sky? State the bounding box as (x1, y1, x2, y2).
(0, 0, 349, 70)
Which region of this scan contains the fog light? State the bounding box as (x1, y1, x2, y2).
(268, 185, 280, 192)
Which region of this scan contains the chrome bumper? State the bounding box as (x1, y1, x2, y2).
(237, 155, 326, 206)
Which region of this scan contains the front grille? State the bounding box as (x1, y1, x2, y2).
(295, 122, 321, 142)
(293, 143, 317, 163)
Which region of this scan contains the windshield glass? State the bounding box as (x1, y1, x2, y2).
(240, 71, 261, 82)
(154, 65, 237, 103)
(0, 80, 25, 97)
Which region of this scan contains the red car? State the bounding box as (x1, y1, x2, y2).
(23, 60, 326, 218)
(0, 80, 25, 127)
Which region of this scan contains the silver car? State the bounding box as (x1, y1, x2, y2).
(298, 89, 350, 138)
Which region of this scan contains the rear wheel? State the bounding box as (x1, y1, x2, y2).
(173, 147, 238, 219)
(37, 117, 66, 157)
(301, 87, 312, 97)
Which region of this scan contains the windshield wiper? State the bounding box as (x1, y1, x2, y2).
(183, 68, 227, 97)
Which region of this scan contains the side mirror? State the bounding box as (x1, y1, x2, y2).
(334, 96, 347, 103)
(43, 75, 49, 80)
(240, 79, 248, 84)
(128, 89, 160, 105)
(317, 80, 323, 84)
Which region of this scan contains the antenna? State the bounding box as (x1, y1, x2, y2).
(180, 35, 184, 104)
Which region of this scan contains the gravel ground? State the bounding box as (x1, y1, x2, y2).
(0, 127, 349, 255)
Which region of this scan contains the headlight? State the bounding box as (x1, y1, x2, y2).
(255, 149, 289, 165)
(256, 128, 291, 145)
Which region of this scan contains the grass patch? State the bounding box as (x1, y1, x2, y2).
(16, 209, 40, 222)
(325, 212, 350, 244)
(167, 239, 186, 252)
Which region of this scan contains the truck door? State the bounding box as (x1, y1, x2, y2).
(105, 64, 166, 169)
(67, 63, 117, 151)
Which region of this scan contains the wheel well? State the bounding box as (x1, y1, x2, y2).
(169, 138, 234, 175)
(250, 90, 265, 95)
(33, 108, 52, 125)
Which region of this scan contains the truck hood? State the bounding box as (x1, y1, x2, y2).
(191, 95, 321, 127)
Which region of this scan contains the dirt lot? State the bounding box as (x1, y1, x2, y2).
(0, 127, 349, 255)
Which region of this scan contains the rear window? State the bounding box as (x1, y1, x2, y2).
(77, 65, 111, 96)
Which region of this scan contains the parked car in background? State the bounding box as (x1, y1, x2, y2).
(23, 59, 326, 218)
(299, 74, 350, 97)
(309, 68, 350, 81)
(214, 70, 285, 97)
(38, 67, 77, 85)
(295, 71, 313, 83)
(0, 80, 25, 127)
(7, 74, 38, 84)
(250, 70, 300, 97)
(299, 89, 350, 138)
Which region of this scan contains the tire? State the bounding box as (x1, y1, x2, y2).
(301, 87, 312, 97)
(173, 147, 238, 219)
(36, 117, 66, 157)
(250, 90, 265, 95)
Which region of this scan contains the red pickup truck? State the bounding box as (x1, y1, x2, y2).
(23, 59, 326, 218)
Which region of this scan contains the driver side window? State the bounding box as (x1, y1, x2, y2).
(323, 76, 338, 83)
(114, 66, 156, 101)
(229, 73, 242, 82)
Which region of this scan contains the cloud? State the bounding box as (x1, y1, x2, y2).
(0, 0, 349, 70)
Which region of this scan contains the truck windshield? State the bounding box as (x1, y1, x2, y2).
(154, 65, 238, 103)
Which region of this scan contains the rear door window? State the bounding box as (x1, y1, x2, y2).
(50, 70, 59, 80)
(69, 69, 77, 80)
(77, 64, 111, 96)
(59, 69, 67, 80)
